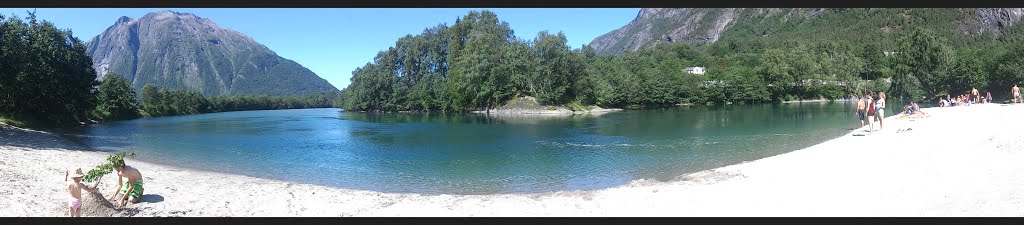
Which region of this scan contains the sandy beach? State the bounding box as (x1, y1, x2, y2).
(2, 103, 1023, 217)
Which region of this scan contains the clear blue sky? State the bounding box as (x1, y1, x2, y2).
(0, 8, 639, 90)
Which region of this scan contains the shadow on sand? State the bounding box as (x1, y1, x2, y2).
(0, 124, 95, 151)
(139, 194, 164, 203)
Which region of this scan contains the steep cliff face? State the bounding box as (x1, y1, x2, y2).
(967, 8, 1024, 36)
(589, 8, 1024, 55)
(85, 11, 337, 96)
(588, 8, 825, 55)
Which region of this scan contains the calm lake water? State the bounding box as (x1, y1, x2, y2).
(59, 101, 907, 194)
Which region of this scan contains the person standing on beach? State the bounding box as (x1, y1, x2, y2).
(856, 94, 867, 128)
(971, 87, 980, 104)
(865, 92, 876, 135)
(986, 90, 992, 104)
(876, 92, 886, 131)
(108, 158, 144, 208)
(1013, 84, 1021, 104)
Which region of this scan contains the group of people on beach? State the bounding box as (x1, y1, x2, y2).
(938, 87, 990, 107)
(938, 85, 1023, 107)
(64, 158, 144, 217)
(853, 84, 1024, 137)
(855, 91, 886, 135)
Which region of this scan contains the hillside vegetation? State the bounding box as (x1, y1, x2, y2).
(338, 9, 1024, 113)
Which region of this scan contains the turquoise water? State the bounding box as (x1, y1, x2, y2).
(59, 101, 903, 194)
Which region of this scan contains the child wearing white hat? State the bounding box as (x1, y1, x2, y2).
(65, 167, 98, 217)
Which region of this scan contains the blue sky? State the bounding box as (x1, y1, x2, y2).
(0, 8, 639, 90)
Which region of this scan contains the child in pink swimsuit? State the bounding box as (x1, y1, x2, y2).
(66, 168, 97, 217)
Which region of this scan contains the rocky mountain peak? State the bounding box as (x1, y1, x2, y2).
(84, 11, 337, 97)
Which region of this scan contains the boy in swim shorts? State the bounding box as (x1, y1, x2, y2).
(108, 158, 144, 208)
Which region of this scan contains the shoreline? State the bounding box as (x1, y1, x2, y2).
(3, 103, 1024, 216)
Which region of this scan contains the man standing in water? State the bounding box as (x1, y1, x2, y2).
(856, 94, 867, 128)
(108, 158, 144, 208)
(1014, 84, 1021, 104)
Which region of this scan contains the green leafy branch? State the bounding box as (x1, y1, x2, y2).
(81, 149, 136, 183)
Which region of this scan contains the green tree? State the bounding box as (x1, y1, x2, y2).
(757, 49, 796, 101)
(860, 43, 885, 80)
(892, 27, 952, 99)
(945, 49, 989, 97)
(449, 11, 516, 110)
(93, 73, 139, 120)
(990, 44, 1024, 99)
(0, 11, 97, 126)
(530, 31, 576, 105)
(141, 84, 160, 105)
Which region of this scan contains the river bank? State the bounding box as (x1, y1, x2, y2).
(2, 103, 1023, 216)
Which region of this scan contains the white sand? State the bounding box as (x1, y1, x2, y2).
(2, 103, 1023, 217)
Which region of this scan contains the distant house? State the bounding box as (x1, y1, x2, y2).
(684, 66, 706, 75)
(883, 51, 900, 57)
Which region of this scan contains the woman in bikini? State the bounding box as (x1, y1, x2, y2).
(865, 92, 876, 135)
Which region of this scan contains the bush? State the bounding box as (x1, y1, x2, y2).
(566, 100, 589, 112)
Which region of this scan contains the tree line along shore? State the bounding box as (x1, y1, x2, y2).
(7, 10, 1024, 127)
(337, 10, 1024, 114)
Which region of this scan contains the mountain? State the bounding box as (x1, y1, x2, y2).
(589, 8, 1024, 55)
(85, 11, 338, 97)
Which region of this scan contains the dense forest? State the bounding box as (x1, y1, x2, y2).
(0, 13, 337, 127)
(337, 9, 1024, 112)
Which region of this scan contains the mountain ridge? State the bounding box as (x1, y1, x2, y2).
(85, 10, 338, 97)
(589, 8, 1024, 55)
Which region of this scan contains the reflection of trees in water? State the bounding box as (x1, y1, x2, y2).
(484, 113, 601, 125)
(334, 103, 864, 193)
(338, 111, 614, 125)
(340, 111, 616, 146)
(341, 112, 494, 124)
(337, 111, 627, 194)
